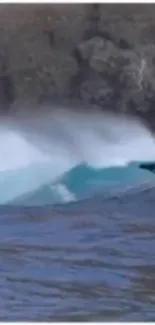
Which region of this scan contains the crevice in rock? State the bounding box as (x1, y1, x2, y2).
(0, 53, 14, 113)
(44, 30, 55, 48)
(71, 48, 90, 97)
(118, 38, 132, 50)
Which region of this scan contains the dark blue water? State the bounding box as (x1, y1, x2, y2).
(1, 175, 155, 321)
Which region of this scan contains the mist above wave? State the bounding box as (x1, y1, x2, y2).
(8, 106, 155, 170)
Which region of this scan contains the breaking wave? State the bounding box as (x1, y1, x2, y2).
(0, 107, 155, 206)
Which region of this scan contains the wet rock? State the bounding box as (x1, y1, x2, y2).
(0, 4, 155, 129)
(80, 78, 116, 107)
(77, 36, 105, 61)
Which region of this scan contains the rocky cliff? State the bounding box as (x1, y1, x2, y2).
(0, 4, 155, 129)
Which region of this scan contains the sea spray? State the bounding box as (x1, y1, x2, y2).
(11, 107, 155, 168)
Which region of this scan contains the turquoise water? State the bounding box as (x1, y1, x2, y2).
(60, 162, 154, 195)
(5, 161, 154, 207)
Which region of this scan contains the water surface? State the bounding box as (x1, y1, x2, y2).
(0, 182, 155, 321)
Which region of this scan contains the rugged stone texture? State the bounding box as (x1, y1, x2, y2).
(0, 4, 155, 129)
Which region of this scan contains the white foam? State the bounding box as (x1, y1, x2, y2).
(50, 183, 76, 203)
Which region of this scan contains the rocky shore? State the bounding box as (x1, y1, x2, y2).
(0, 4, 155, 130)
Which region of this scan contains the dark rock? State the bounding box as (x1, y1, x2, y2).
(0, 4, 155, 129)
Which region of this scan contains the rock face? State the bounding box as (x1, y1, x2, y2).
(0, 4, 155, 129)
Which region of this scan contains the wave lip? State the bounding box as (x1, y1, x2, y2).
(6, 162, 154, 207)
